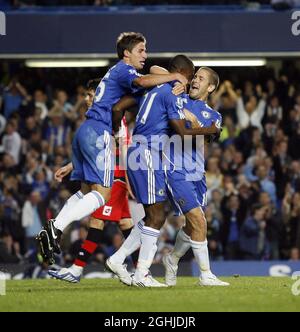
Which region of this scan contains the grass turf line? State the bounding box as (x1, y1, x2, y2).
(0, 277, 299, 312)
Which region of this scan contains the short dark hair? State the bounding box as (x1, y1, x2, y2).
(116, 32, 146, 60)
(168, 54, 195, 75)
(200, 66, 220, 93)
(251, 203, 263, 215)
(86, 78, 101, 91)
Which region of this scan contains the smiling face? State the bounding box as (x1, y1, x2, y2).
(189, 68, 217, 101)
(124, 41, 147, 70)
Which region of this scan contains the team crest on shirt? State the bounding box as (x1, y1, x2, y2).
(103, 206, 112, 216)
(201, 111, 211, 119)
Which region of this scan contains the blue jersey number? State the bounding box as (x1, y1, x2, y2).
(136, 92, 158, 124)
(94, 81, 106, 103)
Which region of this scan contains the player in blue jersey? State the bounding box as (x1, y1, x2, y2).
(163, 67, 229, 286)
(105, 56, 220, 287)
(36, 32, 189, 268)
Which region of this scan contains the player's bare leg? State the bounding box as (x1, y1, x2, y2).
(163, 207, 229, 286)
(186, 208, 228, 285)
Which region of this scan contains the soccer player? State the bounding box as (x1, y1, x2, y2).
(36, 32, 188, 266)
(48, 79, 138, 282)
(105, 56, 220, 287)
(163, 67, 229, 286)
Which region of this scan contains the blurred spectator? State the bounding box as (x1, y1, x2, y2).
(22, 191, 44, 253)
(2, 79, 31, 119)
(282, 190, 300, 254)
(31, 167, 51, 199)
(258, 191, 280, 259)
(236, 91, 267, 132)
(255, 165, 277, 204)
(239, 204, 269, 260)
(44, 106, 71, 155)
(55, 90, 76, 121)
(220, 194, 246, 259)
(0, 232, 20, 263)
(33, 89, 49, 120)
(0, 120, 22, 165)
(205, 204, 222, 260)
(206, 157, 223, 200)
(210, 189, 223, 222)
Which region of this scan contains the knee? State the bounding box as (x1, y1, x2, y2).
(151, 212, 166, 230)
(144, 213, 165, 230)
(186, 209, 206, 231)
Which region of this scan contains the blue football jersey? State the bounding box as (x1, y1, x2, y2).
(132, 83, 185, 150)
(166, 96, 222, 179)
(86, 60, 142, 132)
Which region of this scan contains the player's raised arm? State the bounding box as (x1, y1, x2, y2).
(112, 95, 137, 133)
(150, 65, 169, 75)
(133, 72, 188, 89)
(150, 66, 186, 95)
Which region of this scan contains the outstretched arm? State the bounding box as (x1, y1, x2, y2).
(149, 66, 186, 95)
(150, 65, 169, 75)
(133, 72, 187, 89)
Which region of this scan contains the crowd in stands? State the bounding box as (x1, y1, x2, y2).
(0, 60, 300, 267)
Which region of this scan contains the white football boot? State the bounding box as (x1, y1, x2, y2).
(199, 273, 230, 286)
(105, 258, 132, 286)
(132, 273, 168, 288)
(48, 267, 82, 283)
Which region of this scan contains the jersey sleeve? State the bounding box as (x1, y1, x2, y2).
(200, 110, 222, 128)
(165, 93, 185, 121)
(118, 65, 143, 93)
(214, 112, 223, 129)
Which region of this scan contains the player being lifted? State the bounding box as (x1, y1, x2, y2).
(106, 55, 220, 287)
(36, 32, 188, 269)
(48, 79, 138, 282)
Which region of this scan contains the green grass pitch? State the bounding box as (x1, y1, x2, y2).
(1, 277, 299, 312)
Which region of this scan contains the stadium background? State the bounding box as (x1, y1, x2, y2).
(1, 0, 300, 279)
